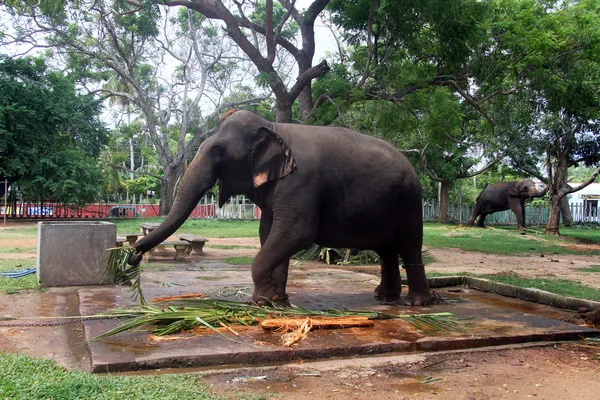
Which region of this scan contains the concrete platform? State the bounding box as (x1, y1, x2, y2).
(81, 263, 599, 373)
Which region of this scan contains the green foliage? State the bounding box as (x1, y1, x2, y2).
(0, 353, 222, 400)
(247, 0, 299, 40)
(0, 56, 108, 205)
(96, 298, 466, 339)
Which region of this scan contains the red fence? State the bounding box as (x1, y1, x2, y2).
(0, 202, 218, 220)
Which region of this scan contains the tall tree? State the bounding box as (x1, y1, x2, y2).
(317, 0, 514, 221)
(3, 1, 268, 214)
(124, 0, 331, 122)
(488, 0, 600, 234)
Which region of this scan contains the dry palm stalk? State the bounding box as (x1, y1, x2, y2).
(152, 293, 205, 302)
(261, 316, 374, 331)
(281, 318, 312, 346)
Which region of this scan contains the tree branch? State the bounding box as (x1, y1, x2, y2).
(456, 153, 504, 179)
(110, 164, 162, 180)
(557, 167, 600, 198)
(289, 59, 329, 101)
(355, 0, 376, 89)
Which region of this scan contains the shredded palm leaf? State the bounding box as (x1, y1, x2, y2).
(104, 246, 145, 304)
(94, 298, 468, 340)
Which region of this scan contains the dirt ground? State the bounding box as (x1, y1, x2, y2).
(1, 223, 600, 399)
(202, 343, 600, 400)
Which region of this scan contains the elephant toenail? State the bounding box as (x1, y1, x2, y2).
(271, 294, 279, 301)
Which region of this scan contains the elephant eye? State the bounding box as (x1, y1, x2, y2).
(212, 146, 224, 157)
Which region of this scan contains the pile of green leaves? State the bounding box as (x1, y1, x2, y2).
(295, 245, 380, 265)
(95, 298, 466, 339)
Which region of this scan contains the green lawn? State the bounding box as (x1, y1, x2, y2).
(422, 223, 600, 255)
(427, 271, 600, 302)
(0, 353, 224, 400)
(113, 218, 260, 238)
(0, 259, 38, 294)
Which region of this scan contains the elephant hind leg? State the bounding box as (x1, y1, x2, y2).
(477, 212, 488, 227)
(396, 222, 432, 306)
(374, 247, 401, 301)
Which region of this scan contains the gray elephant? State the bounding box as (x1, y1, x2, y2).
(467, 179, 548, 233)
(129, 110, 431, 306)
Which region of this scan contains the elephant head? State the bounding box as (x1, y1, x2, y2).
(508, 178, 548, 199)
(128, 111, 295, 265)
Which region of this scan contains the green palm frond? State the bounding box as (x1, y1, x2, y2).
(94, 299, 469, 340)
(104, 246, 145, 304)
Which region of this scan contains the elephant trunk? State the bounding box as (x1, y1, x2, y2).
(128, 144, 216, 265)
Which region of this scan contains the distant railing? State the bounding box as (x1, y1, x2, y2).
(1, 195, 598, 224)
(423, 200, 599, 224)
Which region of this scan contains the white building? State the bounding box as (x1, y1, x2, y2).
(567, 182, 600, 221)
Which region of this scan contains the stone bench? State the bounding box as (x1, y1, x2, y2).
(121, 233, 141, 246)
(148, 240, 190, 261)
(116, 237, 126, 247)
(178, 234, 209, 255)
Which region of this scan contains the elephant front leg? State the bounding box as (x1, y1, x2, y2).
(251, 222, 312, 306)
(509, 200, 526, 234)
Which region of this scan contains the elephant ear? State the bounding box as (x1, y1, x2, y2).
(251, 126, 296, 188)
(508, 183, 520, 197)
(509, 180, 528, 197)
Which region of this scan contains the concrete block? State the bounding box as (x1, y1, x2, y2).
(37, 221, 117, 287)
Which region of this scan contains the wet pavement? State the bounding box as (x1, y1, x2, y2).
(76, 261, 599, 373)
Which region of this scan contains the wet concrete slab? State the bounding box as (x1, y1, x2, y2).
(80, 263, 599, 373)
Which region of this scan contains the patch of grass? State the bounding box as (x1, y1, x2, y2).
(482, 275, 600, 302)
(0, 259, 38, 293)
(560, 227, 600, 242)
(207, 244, 258, 250)
(0, 353, 223, 400)
(113, 218, 260, 238)
(0, 247, 36, 254)
(573, 265, 600, 273)
(426, 272, 475, 277)
(423, 223, 600, 255)
(0, 225, 38, 239)
(221, 256, 254, 265)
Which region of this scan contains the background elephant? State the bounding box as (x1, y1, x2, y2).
(467, 179, 548, 232)
(129, 110, 431, 306)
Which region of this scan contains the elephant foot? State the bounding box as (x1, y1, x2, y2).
(252, 283, 290, 307)
(374, 284, 401, 303)
(253, 293, 290, 307)
(403, 290, 433, 306)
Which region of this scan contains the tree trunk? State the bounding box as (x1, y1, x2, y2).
(276, 99, 293, 123)
(560, 195, 573, 226)
(545, 194, 562, 235)
(437, 180, 450, 223)
(158, 163, 185, 216)
(545, 146, 569, 235)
